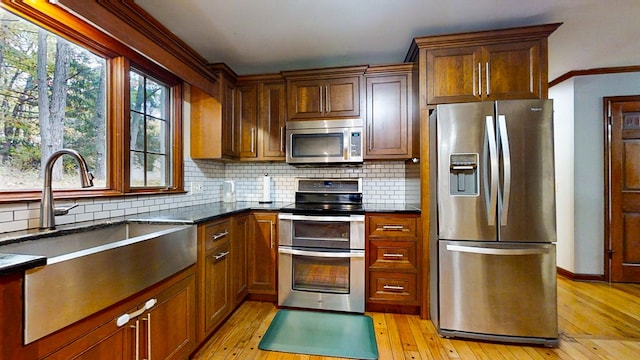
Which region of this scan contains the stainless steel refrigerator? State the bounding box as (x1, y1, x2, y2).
(428, 99, 558, 347)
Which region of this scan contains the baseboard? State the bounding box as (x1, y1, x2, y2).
(557, 267, 606, 282)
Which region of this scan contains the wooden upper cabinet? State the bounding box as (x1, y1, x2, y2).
(407, 23, 561, 105)
(284, 66, 366, 121)
(258, 81, 286, 160)
(221, 78, 237, 158)
(364, 64, 417, 159)
(190, 84, 223, 159)
(235, 84, 259, 158)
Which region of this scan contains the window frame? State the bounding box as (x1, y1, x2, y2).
(0, 1, 184, 202)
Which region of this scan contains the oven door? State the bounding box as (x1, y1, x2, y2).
(278, 214, 365, 250)
(278, 247, 365, 313)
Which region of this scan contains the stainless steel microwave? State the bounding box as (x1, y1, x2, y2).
(285, 118, 363, 165)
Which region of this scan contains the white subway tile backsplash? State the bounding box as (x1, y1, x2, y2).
(0, 158, 407, 234)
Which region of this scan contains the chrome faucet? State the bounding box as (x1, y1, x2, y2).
(39, 149, 94, 229)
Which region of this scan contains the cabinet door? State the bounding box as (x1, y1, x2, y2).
(259, 82, 286, 159)
(483, 41, 542, 100)
(190, 85, 222, 159)
(426, 46, 483, 104)
(146, 272, 196, 360)
(204, 241, 231, 334)
(248, 212, 278, 295)
(365, 75, 409, 158)
(44, 326, 132, 360)
(231, 214, 249, 306)
(288, 76, 361, 120)
(287, 79, 324, 119)
(235, 84, 258, 158)
(222, 78, 238, 158)
(324, 77, 361, 118)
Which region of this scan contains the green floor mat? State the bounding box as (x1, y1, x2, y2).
(258, 309, 379, 359)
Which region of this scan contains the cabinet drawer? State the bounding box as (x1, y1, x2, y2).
(369, 272, 417, 303)
(203, 219, 231, 252)
(367, 216, 418, 238)
(369, 241, 416, 270)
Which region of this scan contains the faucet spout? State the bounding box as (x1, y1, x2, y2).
(39, 149, 95, 230)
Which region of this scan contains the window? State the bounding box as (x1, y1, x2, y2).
(0, 9, 107, 190)
(0, 4, 183, 201)
(129, 70, 172, 188)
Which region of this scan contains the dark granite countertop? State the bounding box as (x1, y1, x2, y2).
(0, 201, 420, 276)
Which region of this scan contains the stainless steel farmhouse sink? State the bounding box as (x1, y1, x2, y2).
(1, 222, 196, 344)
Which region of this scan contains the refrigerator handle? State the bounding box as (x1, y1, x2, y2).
(498, 114, 511, 226)
(446, 244, 549, 256)
(486, 115, 499, 226)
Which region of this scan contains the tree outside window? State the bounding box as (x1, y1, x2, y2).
(0, 9, 107, 190)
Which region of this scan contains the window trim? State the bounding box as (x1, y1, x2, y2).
(0, 1, 184, 202)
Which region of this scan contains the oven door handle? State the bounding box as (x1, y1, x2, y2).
(278, 247, 365, 258)
(278, 213, 365, 222)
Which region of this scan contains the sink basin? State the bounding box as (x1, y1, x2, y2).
(1, 221, 196, 344)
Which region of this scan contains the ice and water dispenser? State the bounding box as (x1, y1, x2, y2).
(449, 153, 478, 196)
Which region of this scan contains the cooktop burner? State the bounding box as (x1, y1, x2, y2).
(282, 178, 364, 215)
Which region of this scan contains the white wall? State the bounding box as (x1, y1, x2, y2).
(550, 79, 575, 273)
(550, 71, 640, 275)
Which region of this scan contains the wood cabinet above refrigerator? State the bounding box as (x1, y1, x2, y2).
(405, 23, 561, 105)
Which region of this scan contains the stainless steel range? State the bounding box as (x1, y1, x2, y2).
(278, 178, 365, 313)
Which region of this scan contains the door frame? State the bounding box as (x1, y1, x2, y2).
(604, 95, 640, 282)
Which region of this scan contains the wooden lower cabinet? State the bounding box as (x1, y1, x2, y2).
(42, 266, 197, 360)
(366, 213, 421, 314)
(231, 214, 250, 306)
(197, 217, 232, 341)
(247, 212, 278, 300)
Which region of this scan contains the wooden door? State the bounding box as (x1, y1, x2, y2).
(608, 96, 640, 282)
(259, 82, 286, 159)
(231, 214, 249, 306)
(221, 79, 237, 158)
(483, 41, 541, 100)
(248, 212, 278, 296)
(324, 76, 361, 118)
(235, 84, 258, 158)
(287, 79, 324, 119)
(425, 46, 483, 104)
(204, 241, 231, 332)
(365, 74, 409, 158)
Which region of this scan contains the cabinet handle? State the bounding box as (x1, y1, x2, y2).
(383, 253, 404, 258)
(270, 222, 275, 249)
(325, 85, 330, 113)
(250, 128, 256, 153)
(478, 62, 482, 96)
(135, 319, 140, 360)
(367, 124, 372, 151)
(214, 251, 230, 260)
(380, 225, 406, 231)
(486, 62, 490, 95)
(143, 314, 152, 360)
(280, 126, 285, 152)
(383, 285, 405, 291)
(116, 298, 157, 327)
(212, 230, 229, 241)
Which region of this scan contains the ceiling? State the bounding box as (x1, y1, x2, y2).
(134, 0, 640, 81)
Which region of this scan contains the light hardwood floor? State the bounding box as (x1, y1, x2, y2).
(192, 276, 640, 359)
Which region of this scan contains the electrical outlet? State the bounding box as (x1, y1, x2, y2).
(190, 182, 204, 194)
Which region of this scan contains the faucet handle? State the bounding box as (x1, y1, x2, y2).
(54, 203, 79, 216)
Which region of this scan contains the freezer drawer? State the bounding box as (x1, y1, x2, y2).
(438, 240, 557, 343)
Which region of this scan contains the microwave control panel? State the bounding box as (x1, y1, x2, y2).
(350, 131, 362, 157)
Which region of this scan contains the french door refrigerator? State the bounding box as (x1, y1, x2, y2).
(429, 99, 558, 347)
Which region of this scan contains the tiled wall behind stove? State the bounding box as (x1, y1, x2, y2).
(0, 159, 405, 234)
(224, 161, 406, 204)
